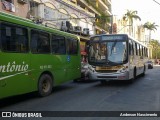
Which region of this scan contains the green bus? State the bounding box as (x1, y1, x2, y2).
(0, 12, 81, 99)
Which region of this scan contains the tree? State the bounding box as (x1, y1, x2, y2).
(143, 22, 159, 42)
(123, 10, 141, 36)
(149, 39, 160, 59)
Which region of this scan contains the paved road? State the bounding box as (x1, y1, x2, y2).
(0, 66, 160, 120)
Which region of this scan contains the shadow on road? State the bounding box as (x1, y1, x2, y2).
(0, 84, 76, 108)
(93, 75, 144, 88)
(73, 79, 98, 84)
(0, 74, 147, 109)
(0, 92, 37, 108)
(53, 85, 76, 93)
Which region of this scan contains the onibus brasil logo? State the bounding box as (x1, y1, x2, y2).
(0, 61, 30, 81)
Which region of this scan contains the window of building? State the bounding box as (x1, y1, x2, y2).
(1, 0, 15, 12)
(70, 14, 78, 26)
(44, 3, 57, 21)
(29, 1, 39, 17)
(1, 23, 28, 52)
(58, 9, 69, 20)
(2, 0, 13, 3)
(44, 6, 55, 21)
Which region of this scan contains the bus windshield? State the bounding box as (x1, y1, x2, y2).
(88, 40, 127, 65)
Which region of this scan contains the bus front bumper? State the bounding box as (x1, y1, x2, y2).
(88, 71, 129, 81)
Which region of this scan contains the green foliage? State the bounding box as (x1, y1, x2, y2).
(123, 10, 141, 35)
(86, 0, 111, 32)
(123, 10, 141, 25)
(143, 22, 159, 32)
(95, 21, 109, 32)
(149, 39, 160, 59)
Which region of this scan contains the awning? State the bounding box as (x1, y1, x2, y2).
(44, 3, 56, 9)
(70, 0, 77, 3)
(58, 9, 68, 14)
(32, 0, 41, 3)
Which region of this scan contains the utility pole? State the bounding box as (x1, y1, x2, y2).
(109, 15, 113, 34)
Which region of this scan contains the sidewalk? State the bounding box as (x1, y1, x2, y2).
(153, 64, 160, 66)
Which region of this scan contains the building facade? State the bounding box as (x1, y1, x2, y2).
(113, 15, 153, 58)
(1, 0, 112, 58)
(113, 16, 147, 45)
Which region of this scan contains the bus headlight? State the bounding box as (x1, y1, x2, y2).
(88, 65, 95, 73)
(118, 66, 128, 73)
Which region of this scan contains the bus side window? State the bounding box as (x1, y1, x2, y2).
(52, 35, 66, 54)
(67, 38, 78, 55)
(144, 48, 146, 57)
(1, 23, 28, 52)
(38, 33, 50, 53)
(132, 41, 134, 55)
(133, 41, 136, 56)
(129, 39, 133, 55)
(138, 44, 141, 56)
(16, 27, 28, 52)
(142, 46, 144, 57)
(31, 31, 38, 53)
(72, 39, 78, 54)
(31, 30, 50, 53)
(146, 48, 148, 57)
(135, 43, 138, 56)
(1, 24, 11, 51)
(57, 39, 66, 54)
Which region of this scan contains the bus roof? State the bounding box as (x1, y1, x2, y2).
(0, 12, 78, 39)
(90, 34, 147, 47)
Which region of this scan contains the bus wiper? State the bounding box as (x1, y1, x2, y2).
(110, 40, 117, 55)
(105, 60, 119, 66)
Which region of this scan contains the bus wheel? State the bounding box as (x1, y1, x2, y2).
(129, 68, 136, 83)
(142, 65, 146, 76)
(133, 68, 136, 80)
(38, 74, 53, 97)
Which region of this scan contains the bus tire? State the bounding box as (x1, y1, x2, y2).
(142, 65, 146, 76)
(133, 68, 136, 80)
(38, 74, 53, 97)
(129, 68, 136, 83)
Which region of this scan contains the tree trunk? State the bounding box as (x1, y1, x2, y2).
(149, 30, 151, 42)
(129, 20, 132, 36)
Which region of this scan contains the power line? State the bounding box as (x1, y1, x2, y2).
(153, 0, 160, 6)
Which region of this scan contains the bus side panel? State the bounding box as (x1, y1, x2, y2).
(51, 55, 68, 86)
(29, 54, 67, 88)
(0, 53, 31, 99)
(66, 54, 81, 81)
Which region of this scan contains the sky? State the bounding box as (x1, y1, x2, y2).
(112, 0, 160, 40)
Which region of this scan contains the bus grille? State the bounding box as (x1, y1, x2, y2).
(97, 76, 117, 78)
(95, 70, 117, 73)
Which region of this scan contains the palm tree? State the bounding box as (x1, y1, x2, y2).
(123, 10, 141, 36)
(143, 22, 159, 42)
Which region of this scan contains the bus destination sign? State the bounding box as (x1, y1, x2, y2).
(102, 35, 125, 41)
